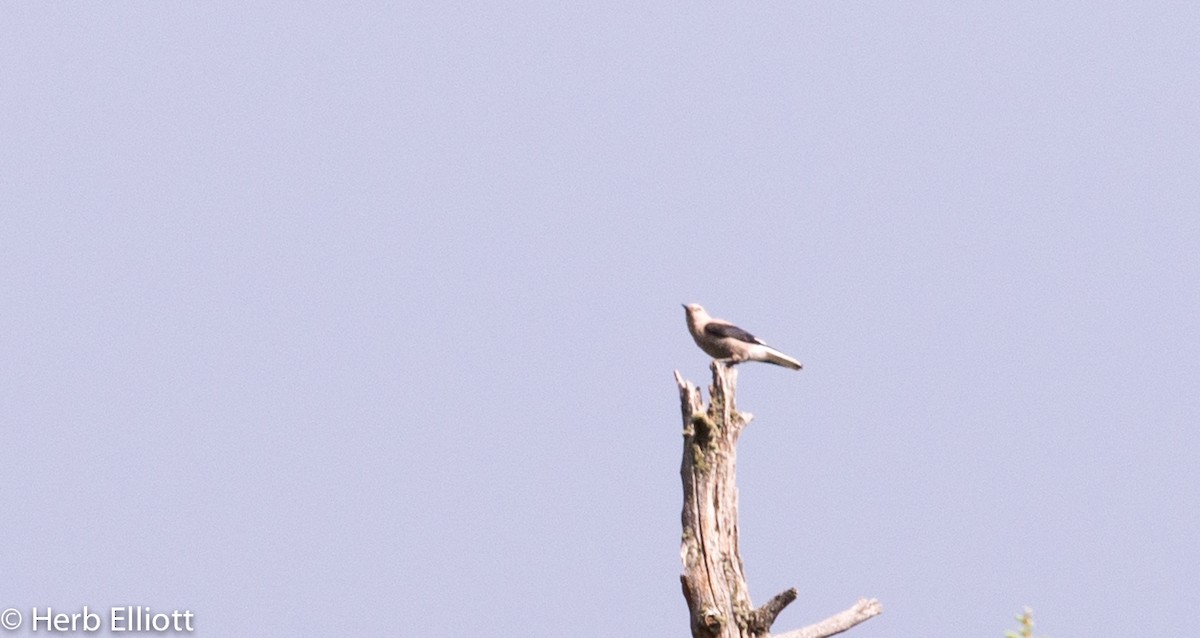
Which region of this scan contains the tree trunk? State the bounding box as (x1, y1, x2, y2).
(675, 363, 882, 638)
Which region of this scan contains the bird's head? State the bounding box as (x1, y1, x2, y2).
(682, 303, 708, 325)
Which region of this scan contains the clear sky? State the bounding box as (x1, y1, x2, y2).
(3, 4, 1198, 637)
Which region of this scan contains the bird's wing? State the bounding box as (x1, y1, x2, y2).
(704, 322, 764, 345)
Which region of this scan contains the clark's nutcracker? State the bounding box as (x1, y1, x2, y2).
(683, 303, 803, 370)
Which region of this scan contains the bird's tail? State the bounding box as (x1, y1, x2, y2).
(763, 347, 803, 370)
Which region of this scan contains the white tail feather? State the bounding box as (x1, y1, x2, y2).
(755, 346, 803, 370)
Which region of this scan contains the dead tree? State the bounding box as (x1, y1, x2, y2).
(675, 362, 882, 638)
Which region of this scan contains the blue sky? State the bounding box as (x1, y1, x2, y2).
(2, 4, 1198, 637)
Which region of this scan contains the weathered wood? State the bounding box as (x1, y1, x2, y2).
(773, 599, 883, 638)
(676, 363, 756, 637)
(675, 362, 882, 638)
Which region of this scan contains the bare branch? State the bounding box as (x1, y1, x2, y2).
(772, 599, 884, 638)
(746, 588, 798, 635)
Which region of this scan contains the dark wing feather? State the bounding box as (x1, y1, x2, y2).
(704, 322, 763, 345)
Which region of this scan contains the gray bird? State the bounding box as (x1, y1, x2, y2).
(683, 303, 803, 370)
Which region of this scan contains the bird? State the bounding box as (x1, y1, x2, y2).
(682, 303, 803, 370)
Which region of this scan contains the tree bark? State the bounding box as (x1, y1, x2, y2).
(675, 363, 882, 638)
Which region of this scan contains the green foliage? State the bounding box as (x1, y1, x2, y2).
(1003, 607, 1044, 638)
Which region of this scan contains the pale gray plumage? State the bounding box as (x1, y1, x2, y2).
(682, 303, 803, 370)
